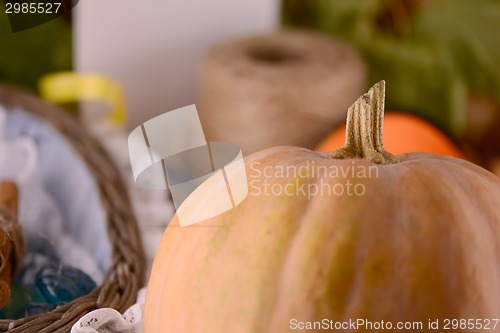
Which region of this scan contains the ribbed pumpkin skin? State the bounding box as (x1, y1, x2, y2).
(144, 146, 500, 333)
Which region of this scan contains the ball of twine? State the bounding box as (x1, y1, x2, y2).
(198, 29, 366, 154)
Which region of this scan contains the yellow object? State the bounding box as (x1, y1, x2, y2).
(39, 72, 127, 125)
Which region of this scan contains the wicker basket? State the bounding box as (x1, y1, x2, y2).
(0, 84, 145, 333)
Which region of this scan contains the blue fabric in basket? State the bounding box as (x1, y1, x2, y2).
(33, 262, 97, 305)
(0, 235, 97, 319)
(3, 107, 111, 275)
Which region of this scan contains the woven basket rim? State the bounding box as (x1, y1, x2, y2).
(0, 83, 145, 333)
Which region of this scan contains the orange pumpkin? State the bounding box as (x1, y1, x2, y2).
(144, 82, 500, 333)
(316, 111, 465, 159)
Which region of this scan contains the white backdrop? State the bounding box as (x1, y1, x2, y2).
(74, 0, 280, 129)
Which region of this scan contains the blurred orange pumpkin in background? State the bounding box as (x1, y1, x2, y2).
(316, 112, 466, 159)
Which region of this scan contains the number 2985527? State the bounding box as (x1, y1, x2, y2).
(5, 2, 62, 14)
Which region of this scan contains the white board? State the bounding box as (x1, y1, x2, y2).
(74, 0, 280, 129)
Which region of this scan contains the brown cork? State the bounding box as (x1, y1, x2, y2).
(0, 181, 20, 308)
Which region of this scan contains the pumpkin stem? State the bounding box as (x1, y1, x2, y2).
(329, 80, 399, 164)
